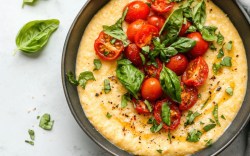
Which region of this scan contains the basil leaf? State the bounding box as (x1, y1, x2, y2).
(139, 53, 146, 65)
(106, 112, 112, 119)
(203, 124, 216, 132)
(209, 118, 216, 124)
(220, 56, 232, 67)
(161, 102, 171, 126)
(116, 62, 144, 98)
(121, 93, 131, 108)
(201, 26, 217, 41)
(193, 0, 206, 28)
(78, 71, 95, 89)
(205, 139, 213, 146)
(160, 67, 181, 103)
(160, 9, 183, 44)
(201, 96, 211, 109)
(156, 149, 163, 154)
(213, 103, 220, 126)
(186, 25, 197, 33)
(226, 41, 233, 51)
(104, 79, 111, 94)
(221, 115, 226, 120)
(209, 43, 217, 51)
(144, 100, 153, 112)
(16, 19, 59, 53)
(103, 8, 129, 46)
(212, 63, 221, 75)
(28, 129, 35, 141)
(142, 46, 150, 54)
(117, 59, 132, 66)
(186, 129, 202, 142)
(150, 122, 163, 133)
(169, 37, 196, 53)
(66, 72, 79, 85)
(217, 32, 224, 45)
(39, 113, 54, 130)
(217, 48, 224, 59)
(25, 140, 34, 146)
(226, 87, 233, 96)
(93, 59, 102, 70)
(22, 0, 36, 8)
(184, 111, 201, 127)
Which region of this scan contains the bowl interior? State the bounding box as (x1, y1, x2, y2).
(62, 0, 250, 155)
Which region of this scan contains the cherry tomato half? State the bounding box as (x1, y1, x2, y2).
(135, 24, 159, 48)
(94, 31, 124, 61)
(179, 83, 198, 111)
(124, 44, 143, 67)
(165, 54, 189, 76)
(147, 15, 166, 31)
(125, 1, 150, 23)
(182, 56, 209, 87)
(187, 32, 209, 58)
(145, 58, 163, 79)
(132, 99, 151, 114)
(127, 19, 146, 42)
(151, 0, 175, 14)
(141, 78, 163, 101)
(154, 99, 181, 130)
(179, 21, 192, 36)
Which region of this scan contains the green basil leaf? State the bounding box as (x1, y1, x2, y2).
(213, 103, 220, 126)
(66, 72, 79, 85)
(193, 0, 206, 28)
(201, 96, 211, 109)
(93, 59, 102, 70)
(142, 46, 150, 54)
(78, 71, 95, 89)
(144, 100, 153, 112)
(209, 43, 217, 51)
(220, 56, 232, 67)
(16, 19, 59, 53)
(186, 25, 197, 33)
(121, 93, 131, 108)
(203, 124, 216, 132)
(226, 41, 233, 51)
(217, 48, 224, 59)
(139, 53, 146, 65)
(186, 129, 202, 142)
(184, 111, 201, 127)
(205, 139, 213, 146)
(169, 37, 196, 53)
(209, 118, 216, 123)
(104, 79, 111, 94)
(28, 129, 35, 141)
(116, 62, 144, 98)
(201, 26, 217, 41)
(159, 47, 178, 62)
(117, 59, 132, 66)
(25, 140, 34, 146)
(212, 63, 221, 75)
(160, 9, 183, 44)
(226, 87, 233, 96)
(150, 122, 163, 133)
(221, 115, 226, 120)
(39, 113, 54, 130)
(156, 149, 163, 154)
(106, 112, 112, 119)
(22, 0, 36, 8)
(217, 32, 224, 45)
(161, 102, 171, 126)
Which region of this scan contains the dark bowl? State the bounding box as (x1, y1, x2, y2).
(62, 0, 250, 155)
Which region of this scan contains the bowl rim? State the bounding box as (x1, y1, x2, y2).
(61, 0, 250, 155)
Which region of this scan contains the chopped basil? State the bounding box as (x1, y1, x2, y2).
(139, 53, 146, 65)
(28, 129, 35, 141)
(203, 124, 216, 132)
(217, 32, 224, 45)
(142, 46, 150, 54)
(226, 87, 233, 96)
(201, 26, 217, 41)
(121, 93, 131, 108)
(205, 139, 213, 146)
(186, 129, 202, 142)
(39, 113, 54, 130)
(22, 0, 36, 8)
(148, 117, 163, 133)
(209, 118, 216, 124)
(161, 102, 171, 126)
(226, 41, 233, 51)
(156, 149, 163, 154)
(144, 100, 153, 112)
(184, 111, 201, 127)
(201, 96, 210, 109)
(25, 140, 34, 146)
(110, 38, 116, 45)
(78, 71, 96, 89)
(213, 104, 220, 126)
(217, 48, 224, 59)
(221, 115, 226, 120)
(104, 79, 111, 94)
(106, 112, 112, 119)
(66, 72, 79, 85)
(193, 0, 206, 28)
(209, 43, 217, 51)
(220, 56, 232, 67)
(93, 59, 102, 70)
(212, 63, 221, 75)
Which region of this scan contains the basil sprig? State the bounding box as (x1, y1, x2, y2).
(160, 67, 181, 103)
(116, 59, 144, 99)
(161, 102, 171, 126)
(16, 19, 60, 53)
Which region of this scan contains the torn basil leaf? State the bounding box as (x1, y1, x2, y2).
(25, 140, 34, 146)
(104, 79, 111, 94)
(213, 104, 220, 126)
(186, 25, 197, 33)
(217, 48, 224, 59)
(161, 102, 171, 126)
(121, 93, 131, 108)
(186, 129, 202, 142)
(201, 26, 217, 42)
(205, 139, 213, 146)
(221, 115, 226, 120)
(226, 41, 233, 51)
(217, 32, 224, 45)
(142, 46, 150, 54)
(212, 63, 221, 75)
(226, 87, 233, 96)
(28, 129, 35, 141)
(39, 113, 54, 130)
(220, 56, 232, 67)
(148, 117, 163, 133)
(139, 53, 146, 65)
(203, 124, 216, 132)
(22, 0, 36, 8)
(156, 149, 163, 154)
(144, 100, 153, 112)
(93, 59, 102, 70)
(184, 111, 201, 127)
(78, 71, 96, 89)
(66, 72, 79, 85)
(106, 112, 112, 119)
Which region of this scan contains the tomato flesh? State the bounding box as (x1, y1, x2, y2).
(165, 54, 189, 76)
(179, 21, 192, 36)
(182, 56, 209, 87)
(125, 1, 150, 23)
(124, 44, 143, 67)
(144, 59, 163, 79)
(127, 19, 146, 42)
(179, 83, 198, 111)
(132, 99, 151, 114)
(154, 99, 181, 130)
(141, 78, 163, 101)
(151, 0, 175, 14)
(147, 15, 166, 31)
(187, 32, 209, 58)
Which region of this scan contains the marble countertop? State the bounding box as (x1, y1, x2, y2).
(0, 0, 249, 156)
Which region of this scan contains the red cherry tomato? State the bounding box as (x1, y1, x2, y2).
(182, 57, 209, 87)
(132, 99, 151, 114)
(124, 44, 143, 67)
(135, 24, 159, 48)
(141, 78, 163, 101)
(125, 1, 150, 23)
(165, 54, 189, 76)
(187, 32, 209, 58)
(127, 19, 146, 42)
(179, 83, 198, 111)
(147, 15, 166, 31)
(179, 21, 192, 36)
(154, 99, 181, 130)
(145, 59, 163, 79)
(94, 31, 124, 61)
(151, 0, 175, 14)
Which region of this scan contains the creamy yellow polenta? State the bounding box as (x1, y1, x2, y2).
(75, 0, 247, 155)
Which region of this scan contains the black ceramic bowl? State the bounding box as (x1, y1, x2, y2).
(62, 0, 250, 155)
